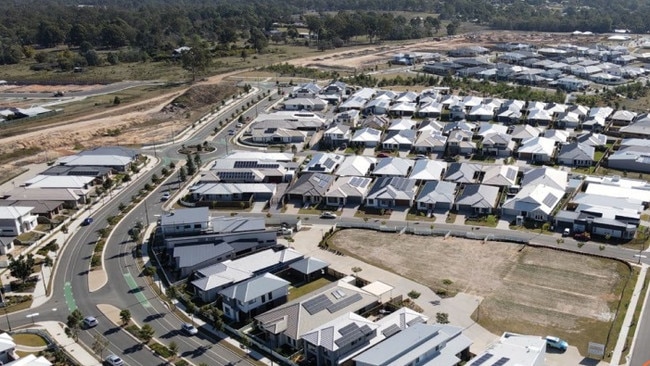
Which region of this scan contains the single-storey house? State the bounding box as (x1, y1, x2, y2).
(416, 180, 457, 211)
(372, 158, 414, 177)
(325, 176, 373, 206)
(413, 131, 447, 153)
(285, 173, 336, 204)
(502, 184, 565, 221)
(557, 142, 595, 167)
(381, 130, 416, 151)
(365, 177, 417, 209)
(454, 184, 500, 214)
(336, 156, 377, 177)
(517, 136, 556, 162)
(409, 160, 447, 182)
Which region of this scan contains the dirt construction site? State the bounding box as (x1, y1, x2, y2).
(328, 229, 631, 350)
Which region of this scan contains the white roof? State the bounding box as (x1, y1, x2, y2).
(467, 332, 545, 366)
(0, 206, 33, 219)
(482, 165, 519, 187)
(521, 167, 568, 191)
(336, 156, 377, 177)
(585, 180, 650, 203)
(192, 183, 276, 196)
(518, 136, 556, 156)
(351, 127, 382, 143)
(224, 151, 293, 162)
(409, 160, 447, 181)
(477, 122, 508, 137)
(387, 118, 417, 131)
(57, 154, 132, 167)
(503, 184, 565, 215)
(543, 129, 570, 143)
(24, 175, 94, 189)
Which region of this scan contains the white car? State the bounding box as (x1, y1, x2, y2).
(320, 212, 336, 219)
(161, 192, 171, 201)
(181, 323, 198, 335)
(105, 354, 125, 366)
(83, 316, 98, 328)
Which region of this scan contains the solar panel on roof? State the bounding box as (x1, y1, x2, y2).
(492, 357, 510, 366)
(327, 293, 363, 313)
(542, 193, 557, 207)
(338, 323, 359, 335)
(505, 168, 517, 181)
(303, 294, 333, 315)
(382, 324, 401, 338)
(471, 354, 493, 366)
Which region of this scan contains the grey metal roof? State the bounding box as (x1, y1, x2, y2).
(286, 173, 336, 196)
(444, 163, 482, 183)
(78, 146, 139, 159)
(373, 158, 414, 177)
(160, 207, 209, 227)
(210, 216, 266, 233)
(416, 180, 457, 205)
(290, 257, 329, 275)
(173, 242, 234, 268)
(558, 142, 594, 161)
(455, 184, 500, 208)
(219, 273, 289, 303)
(366, 177, 416, 201)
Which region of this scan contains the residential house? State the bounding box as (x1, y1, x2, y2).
(517, 136, 556, 162)
(41, 165, 113, 185)
(389, 102, 417, 117)
(159, 207, 211, 237)
(0, 237, 15, 255)
(191, 248, 304, 303)
(481, 132, 515, 157)
(325, 176, 373, 206)
(620, 115, 650, 138)
(521, 167, 568, 192)
(351, 128, 382, 148)
(554, 76, 589, 91)
(0, 333, 18, 364)
(610, 110, 637, 126)
(607, 145, 650, 173)
(360, 115, 390, 130)
(251, 128, 307, 144)
(556, 111, 582, 129)
(57, 153, 133, 172)
(251, 111, 327, 132)
(481, 165, 519, 187)
(509, 125, 542, 144)
(1, 187, 87, 208)
(282, 98, 327, 112)
(543, 129, 570, 144)
(207, 158, 293, 184)
(502, 184, 565, 221)
(413, 131, 447, 153)
(289, 256, 330, 282)
(444, 163, 483, 184)
(353, 323, 472, 366)
(372, 158, 413, 177)
(417, 119, 445, 134)
(582, 115, 606, 133)
(387, 118, 417, 132)
(339, 96, 368, 112)
(0, 206, 39, 237)
(454, 184, 500, 214)
(477, 122, 508, 138)
(409, 160, 447, 183)
(381, 130, 416, 151)
(220, 273, 290, 322)
(334, 110, 361, 127)
(468, 104, 495, 121)
(576, 132, 607, 148)
(322, 81, 348, 98)
(365, 177, 417, 209)
(291, 82, 322, 98)
(24, 175, 95, 190)
(466, 332, 546, 366)
(189, 183, 276, 203)
(588, 106, 614, 121)
(336, 156, 376, 177)
(0, 200, 63, 220)
(443, 120, 476, 135)
(416, 180, 457, 211)
(303, 308, 429, 366)
(417, 102, 443, 118)
(449, 105, 466, 121)
(254, 277, 379, 350)
(303, 153, 345, 175)
(285, 173, 336, 204)
(526, 108, 553, 126)
(323, 125, 351, 148)
(224, 151, 294, 162)
(497, 100, 525, 124)
(446, 130, 476, 156)
(557, 142, 595, 167)
(362, 99, 391, 116)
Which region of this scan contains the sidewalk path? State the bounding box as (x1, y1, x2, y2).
(610, 264, 648, 365)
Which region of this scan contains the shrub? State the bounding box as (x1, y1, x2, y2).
(407, 290, 421, 299)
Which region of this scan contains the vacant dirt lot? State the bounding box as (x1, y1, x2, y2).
(329, 229, 630, 345)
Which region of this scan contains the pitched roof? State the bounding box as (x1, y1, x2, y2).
(219, 273, 289, 302)
(0, 206, 33, 219)
(455, 184, 500, 208)
(521, 167, 568, 191)
(289, 257, 329, 275)
(286, 173, 336, 196)
(481, 165, 519, 187)
(326, 176, 373, 199)
(409, 160, 447, 181)
(351, 127, 382, 143)
(336, 156, 377, 177)
(518, 136, 556, 156)
(444, 163, 482, 183)
(416, 180, 457, 205)
(503, 184, 565, 215)
(366, 177, 416, 201)
(558, 142, 594, 161)
(160, 207, 209, 226)
(373, 158, 414, 177)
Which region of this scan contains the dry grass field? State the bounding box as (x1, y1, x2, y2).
(328, 229, 632, 355)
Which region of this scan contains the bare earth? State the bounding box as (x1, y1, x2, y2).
(329, 229, 628, 339)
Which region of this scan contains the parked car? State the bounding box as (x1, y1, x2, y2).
(105, 354, 125, 366)
(377, 152, 391, 158)
(161, 192, 171, 201)
(320, 212, 336, 219)
(236, 123, 243, 128)
(562, 228, 570, 237)
(228, 129, 235, 135)
(181, 323, 198, 336)
(81, 217, 94, 226)
(574, 232, 590, 241)
(83, 316, 98, 328)
(545, 336, 568, 351)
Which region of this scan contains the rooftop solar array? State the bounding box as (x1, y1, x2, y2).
(334, 324, 373, 348)
(331, 289, 347, 300)
(381, 324, 402, 338)
(327, 293, 362, 313)
(542, 192, 558, 207)
(492, 357, 510, 366)
(312, 174, 333, 188)
(471, 354, 493, 366)
(323, 158, 336, 169)
(349, 177, 371, 189)
(505, 167, 517, 181)
(338, 323, 358, 335)
(303, 294, 333, 315)
(233, 161, 279, 169)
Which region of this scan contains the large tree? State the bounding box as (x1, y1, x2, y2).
(7, 253, 35, 283)
(181, 37, 211, 81)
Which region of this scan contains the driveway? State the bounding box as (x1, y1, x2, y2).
(251, 201, 267, 213)
(389, 207, 409, 221)
(341, 204, 360, 218)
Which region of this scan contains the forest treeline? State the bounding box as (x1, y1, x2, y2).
(0, 0, 648, 65)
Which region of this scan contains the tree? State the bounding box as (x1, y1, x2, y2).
(102, 177, 114, 190)
(66, 309, 84, 341)
(436, 312, 449, 324)
(211, 308, 224, 331)
(91, 333, 109, 358)
(7, 254, 35, 283)
(179, 166, 187, 182)
(169, 341, 178, 358)
(181, 37, 211, 81)
(193, 153, 201, 167)
(113, 96, 121, 105)
(248, 28, 268, 53)
(407, 290, 421, 299)
(446, 20, 460, 36)
(120, 309, 131, 326)
(138, 324, 155, 344)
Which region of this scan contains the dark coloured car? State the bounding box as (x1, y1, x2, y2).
(81, 217, 94, 226)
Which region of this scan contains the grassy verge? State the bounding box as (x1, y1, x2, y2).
(602, 266, 639, 362)
(619, 269, 650, 362)
(12, 333, 47, 347)
(406, 210, 436, 222)
(150, 343, 174, 358)
(465, 216, 498, 227)
(3, 296, 33, 313)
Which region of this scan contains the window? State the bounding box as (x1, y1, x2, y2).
(268, 292, 273, 300)
(184, 225, 191, 229)
(194, 224, 201, 229)
(261, 294, 266, 303)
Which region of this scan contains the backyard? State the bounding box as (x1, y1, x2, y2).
(327, 229, 632, 357)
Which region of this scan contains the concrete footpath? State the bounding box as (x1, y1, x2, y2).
(610, 264, 648, 366)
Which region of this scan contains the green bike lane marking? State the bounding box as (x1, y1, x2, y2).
(64, 282, 77, 312)
(123, 272, 152, 308)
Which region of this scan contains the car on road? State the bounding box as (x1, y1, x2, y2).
(236, 123, 243, 128)
(83, 316, 98, 328)
(105, 354, 125, 366)
(545, 336, 568, 351)
(81, 217, 94, 226)
(181, 323, 198, 335)
(161, 192, 171, 201)
(228, 129, 235, 135)
(376, 152, 391, 158)
(320, 212, 336, 219)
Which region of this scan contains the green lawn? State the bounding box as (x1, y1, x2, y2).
(288, 278, 333, 301)
(12, 333, 47, 347)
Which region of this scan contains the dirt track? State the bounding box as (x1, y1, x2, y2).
(329, 229, 628, 339)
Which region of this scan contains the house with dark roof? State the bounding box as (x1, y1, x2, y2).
(285, 173, 336, 204)
(220, 273, 290, 322)
(607, 145, 650, 173)
(416, 180, 457, 211)
(365, 177, 417, 209)
(557, 142, 595, 167)
(444, 163, 483, 184)
(481, 132, 515, 157)
(381, 130, 416, 151)
(303, 153, 345, 175)
(325, 176, 373, 206)
(454, 184, 500, 214)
